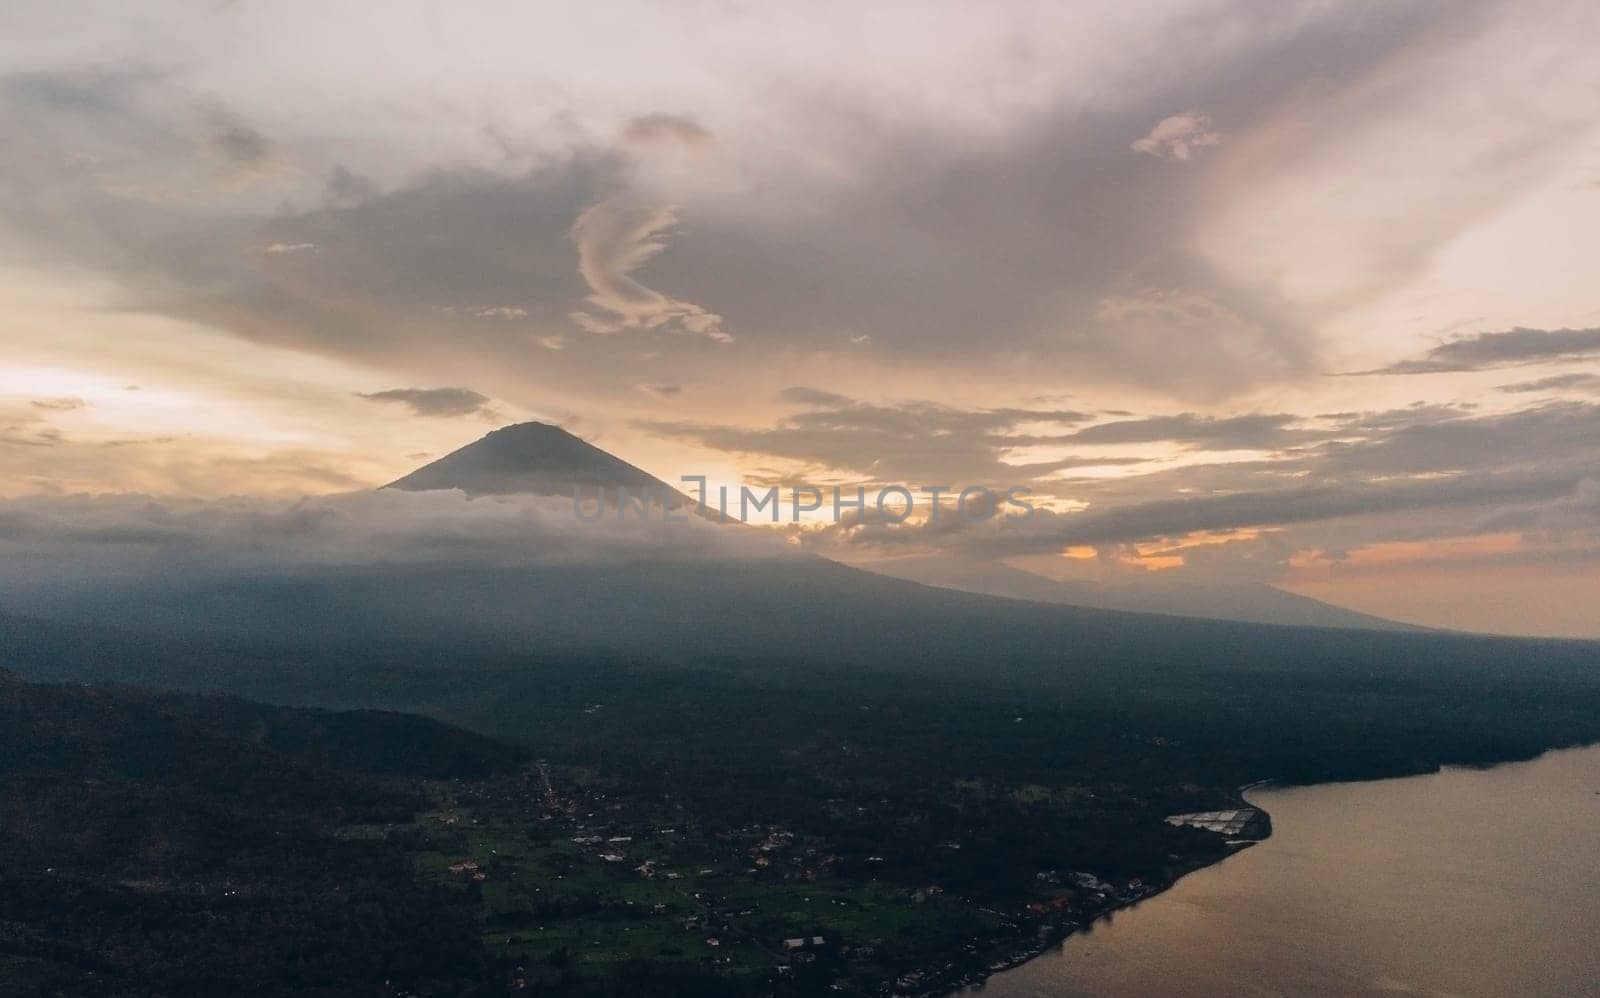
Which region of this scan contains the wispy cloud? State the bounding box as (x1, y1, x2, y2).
(1067, 412, 1302, 449)
(1500, 372, 1600, 394)
(357, 387, 496, 418)
(1131, 112, 1220, 161)
(30, 397, 87, 412)
(1369, 327, 1600, 374)
(568, 195, 730, 341)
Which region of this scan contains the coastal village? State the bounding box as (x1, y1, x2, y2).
(390, 761, 1265, 996)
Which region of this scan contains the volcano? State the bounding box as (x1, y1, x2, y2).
(387, 421, 692, 505)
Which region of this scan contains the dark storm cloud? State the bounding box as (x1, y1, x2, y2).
(1371, 327, 1600, 374)
(357, 387, 496, 418)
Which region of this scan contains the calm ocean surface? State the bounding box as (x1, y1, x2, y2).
(972, 744, 1600, 998)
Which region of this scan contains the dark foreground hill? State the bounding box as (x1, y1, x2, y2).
(0, 670, 523, 996)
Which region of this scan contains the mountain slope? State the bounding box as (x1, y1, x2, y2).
(855, 554, 1418, 631)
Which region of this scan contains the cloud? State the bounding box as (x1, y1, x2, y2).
(1499, 373, 1600, 394)
(196, 99, 283, 181)
(0, 489, 791, 587)
(1308, 401, 1600, 477)
(0, 4, 1517, 403)
(621, 112, 713, 147)
(642, 393, 1319, 490)
(258, 242, 316, 255)
(639, 388, 1092, 483)
(638, 383, 682, 399)
(0, 63, 623, 378)
(828, 465, 1593, 561)
(2, 4, 1598, 634)
(446, 305, 528, 319)
(1371, 327, 1600, 374)
(778, 387, 853, 407)
(1, 425, 63, 448)
(1085, 291, 1308, 394)
(1041, 468, 1587, 548)
(752, 397, 1600, 585)
(321, 164, 377, 207)
(30, 397, 87, 412)
(568, 195, 731, 341)
(1130, 112, 1220, 161)
(357, 387, 496, 418)
(1067, 412, 1301, 449)
(0, 425, 367, 497)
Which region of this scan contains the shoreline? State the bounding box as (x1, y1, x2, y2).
(936, 743, 1600, 996)
(926, 786, 1273, 997)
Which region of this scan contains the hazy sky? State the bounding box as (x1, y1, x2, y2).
(2, 1, 1598, 635)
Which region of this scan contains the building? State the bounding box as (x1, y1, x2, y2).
(1164, 807, 1269, 839)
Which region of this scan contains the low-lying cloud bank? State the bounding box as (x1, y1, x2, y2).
(0, 488, 792, 588)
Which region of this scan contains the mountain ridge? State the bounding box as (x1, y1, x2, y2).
(854, 553, 1419, 632)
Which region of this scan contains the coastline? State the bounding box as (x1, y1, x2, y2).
(939, 743, 1600, 996)
(927, 786, 1273, 998)
(936, 744, 1600, 997)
